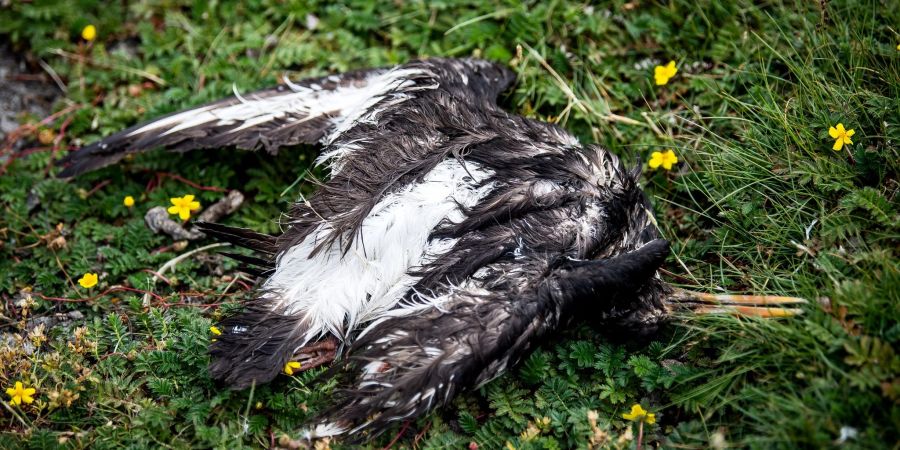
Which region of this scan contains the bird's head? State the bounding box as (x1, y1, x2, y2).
(553, 239, 806, 339)
(553, 151, 807, 337)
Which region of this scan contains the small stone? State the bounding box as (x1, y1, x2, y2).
(305, 13, 319, 30)
(48, 235, 67, 250)
(835, 426, 858, 444)
(25, 189, 40, 212)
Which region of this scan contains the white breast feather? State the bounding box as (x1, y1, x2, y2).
(263, 159, 495, 346)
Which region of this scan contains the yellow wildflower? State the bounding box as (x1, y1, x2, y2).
(167, 195, 201, 221)
(648, 149, 678, 170)
(38, 128, 56, 145)
(284, 361, 302, 375)
(77, 273, 98, 289)
(209, 326, 222, 336)
(654, 61, 678, 85)
(81, 25, 97, 42)
(123, 196, 135, 207)
(6, 381, 36, 406)
(828, 123, 855, 151)
(622, 404, 656, 424)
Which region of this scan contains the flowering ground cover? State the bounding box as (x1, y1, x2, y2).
(1, 1, 897, 448)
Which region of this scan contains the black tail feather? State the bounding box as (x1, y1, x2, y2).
(219, 252, 274, 270)
(219, 252, 275, 278)
(209, 301, 308, 389)
(194, 221, 278, 255)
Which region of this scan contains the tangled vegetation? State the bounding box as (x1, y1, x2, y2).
(1, 1, 897, 448)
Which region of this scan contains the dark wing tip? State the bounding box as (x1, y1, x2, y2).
(56, 130, 137, 178)
(56, 149, 124, 178)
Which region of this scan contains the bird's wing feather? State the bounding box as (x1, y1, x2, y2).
(308, 240, 670, 438)
(58, 67, 391, 177)
(59, 58, 515, 178)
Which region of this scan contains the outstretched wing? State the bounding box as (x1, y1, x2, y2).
(59, 67, 401, 176)
(58, 58, 515, 178)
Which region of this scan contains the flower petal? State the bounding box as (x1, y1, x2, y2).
(629, 404, 645, 417)
(81, 25, 97, 42)
(78, 273, 98, 288)
(665, 150, 678, 165)
(189, 201, 201, 211)
(167, 205, 180, 214)
(828, 127, 839, 138)
(283, 361, 302, 375)
(179, 209, 190, 221)
(845, 129, 855, 137)
(833, 139, 843, 151)
(654, 66, 668, 85)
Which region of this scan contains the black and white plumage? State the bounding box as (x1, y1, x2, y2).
(61, 57, 804, 438)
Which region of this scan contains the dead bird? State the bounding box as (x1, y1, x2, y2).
(60, 57, 805, 438)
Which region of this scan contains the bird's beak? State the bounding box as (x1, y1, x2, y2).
(667, 289, 807, 318)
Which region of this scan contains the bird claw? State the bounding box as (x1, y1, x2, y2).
(291, 337, 338, 371)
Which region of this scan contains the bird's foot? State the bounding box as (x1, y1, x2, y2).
(668, 289, 807, 317)
(292, 337, 338, 371)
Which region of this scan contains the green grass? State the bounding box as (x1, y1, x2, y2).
(1, 0, 898, 448)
